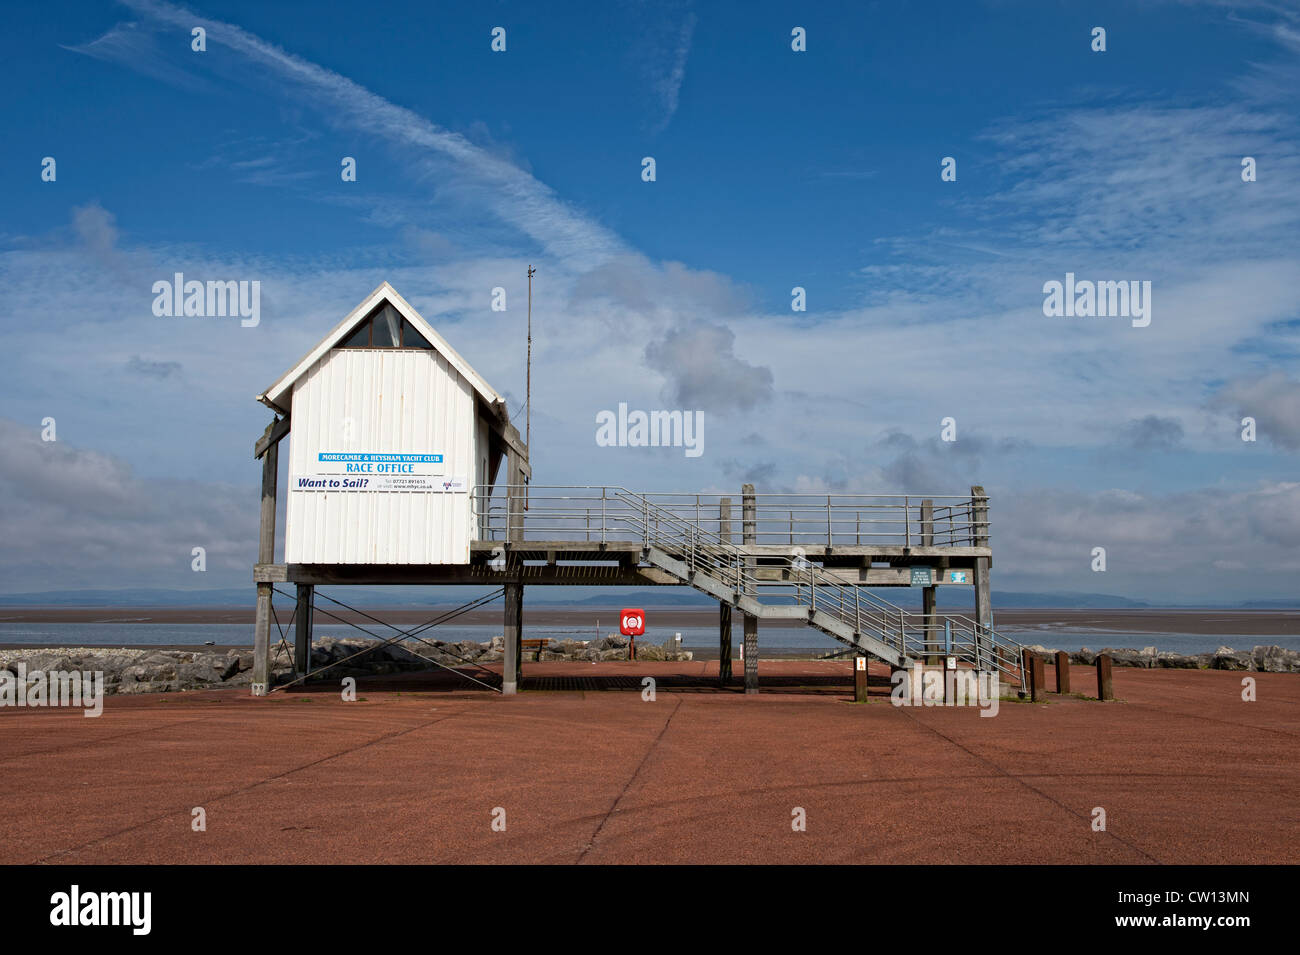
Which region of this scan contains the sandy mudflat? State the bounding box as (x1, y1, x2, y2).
(992, 608, 1300, 635)
(2, 660, 1297, 865)
(1, 605, 1298, 633)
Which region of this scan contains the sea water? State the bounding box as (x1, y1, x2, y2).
(0, 621, 1296, 655)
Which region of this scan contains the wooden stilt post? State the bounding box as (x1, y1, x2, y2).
(743, 613, 758, 694)
(503, 582, 521, 695)
(1055, 650, 1070, 694)
(971, 486, 991, 669)
(1096, 653, 1113, 701)
(503, 444, 526, 695)
(922, 585, 938, 665)
(742, 483, 759, 694)
(252, 440, 278, 696)
(514, 583, 524, 685)
(294, 583, 313, 677)
(854, 656, 868, 702)
(718, 603, 732, 686)
(718, 498, 733, 686)
(920, 499, 934, 548)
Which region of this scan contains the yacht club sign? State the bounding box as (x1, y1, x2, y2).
(293, 452, 465, 492)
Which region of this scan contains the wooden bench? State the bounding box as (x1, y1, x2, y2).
(521, 638, 550, 661)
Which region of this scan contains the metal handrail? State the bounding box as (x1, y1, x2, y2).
(471, 484, 1019, 680)
(474, 487, 990, 549)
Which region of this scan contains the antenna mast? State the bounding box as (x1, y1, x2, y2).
(526, 265, 535, 451)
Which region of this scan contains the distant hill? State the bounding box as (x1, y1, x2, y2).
(1, 586, 1292, 611)
(0, 588, 256, 607)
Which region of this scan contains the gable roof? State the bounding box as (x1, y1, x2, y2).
(256, 282, 506, 416)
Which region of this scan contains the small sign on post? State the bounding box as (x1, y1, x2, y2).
(910, 566, 933, 586)
(854, 656, 868, 702)
(621, 608, 644, 660)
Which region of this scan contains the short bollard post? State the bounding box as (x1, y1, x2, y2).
(1020, 647, 1035, 699)
(854, 656, 868, 702)
(1096, 653, 1113, 700)
(1055, 650, 1070, 694)
(1031, 654, 1045, 702)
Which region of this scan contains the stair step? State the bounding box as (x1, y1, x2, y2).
(638, 539, 1017, 673)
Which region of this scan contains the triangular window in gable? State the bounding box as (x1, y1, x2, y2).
(370, 302, 402, 347)
(340, 318, 371, 347)
(337, 300, 434, 349)
(401, 317, 433, 348)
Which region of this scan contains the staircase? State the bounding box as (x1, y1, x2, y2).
(476, 485, 1029, 686)
(615, 490, 1027, 686)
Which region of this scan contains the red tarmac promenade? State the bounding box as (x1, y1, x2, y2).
(1, 660, 1296, 865)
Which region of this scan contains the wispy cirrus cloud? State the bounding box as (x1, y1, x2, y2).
(650, 12, 696, 134)
(61, 20, 213, 92)
(12, 0, 1300, 604)
(76, 0, 628, 271)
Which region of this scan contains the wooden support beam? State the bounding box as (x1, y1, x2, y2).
(743, 612, 758, 695)
(920, 499, 934, 547)
(506, 447, 526, 544)
(257, 561, 682, 586)
(1055, 650, 1070, 694)
(970, 485, 989, 548)
(742, 484, 758, 695)
(718, 602, 732, 686)
(923, 585, 938, 665)
(490, 413, 531, 477)
(854, 656, 868, 703)
(252, 583, 272, 696)
(252, 442, 278, 696)
(514, 584, 524, 684)
(718, 498, 732, 685)
(503, 582, 521, 696)
(742, 484, 756, 549)
(970, 486, 992, 668)
(259, 443, 278, 566)
(294, 584, 313, 676)
(254, 414, 291, 459)
(973, 556, 991, 666)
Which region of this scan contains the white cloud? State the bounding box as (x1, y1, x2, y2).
(10, 0, 1298, 603)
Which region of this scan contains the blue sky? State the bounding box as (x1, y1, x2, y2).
(2, 0, 1299, 601)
